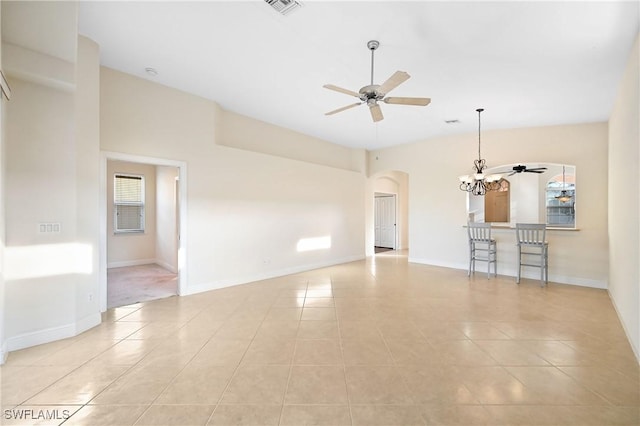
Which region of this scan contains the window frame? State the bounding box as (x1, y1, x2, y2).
(113, 173, 146, 234)
(545, 177, 576, 228)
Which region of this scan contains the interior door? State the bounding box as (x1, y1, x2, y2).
(375, 195, 396, 249)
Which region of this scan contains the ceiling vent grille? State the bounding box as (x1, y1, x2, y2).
(264, 0, 301, 15)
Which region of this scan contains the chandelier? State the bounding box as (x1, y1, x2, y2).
(458, 108, 502, 196)
(555, 165, 573, 202)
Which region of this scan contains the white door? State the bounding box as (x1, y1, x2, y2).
(375, 195, 396, 249)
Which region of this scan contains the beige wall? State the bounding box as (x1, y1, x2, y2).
(73, 36, 101, 325)
(106, 160, 157, 267)
(608, 32, 639, 359)
(369, 121, 609, 288)
(0, 3, 6, 362)
(100, 67, 366, 295)
(3, 30, 101, 352)
(156, 166, 179, 272)
(220, 109, 365, 173)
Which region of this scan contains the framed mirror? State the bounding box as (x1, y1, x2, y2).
(467, 163, 576, 228)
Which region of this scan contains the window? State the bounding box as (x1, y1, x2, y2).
(546, 172, 575, 227)
(114, 174, 145, 233)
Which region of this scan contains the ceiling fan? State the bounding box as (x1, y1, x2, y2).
(498, 164, 548, 176)
(323, 40, 431, 123)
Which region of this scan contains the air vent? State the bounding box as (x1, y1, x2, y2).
(265, 0, 301, 15)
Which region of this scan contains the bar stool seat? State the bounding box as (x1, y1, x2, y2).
(467, 221, 497, 279)
(515, 223, 548, 286)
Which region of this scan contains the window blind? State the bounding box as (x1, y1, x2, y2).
(114, 174, 145, 232)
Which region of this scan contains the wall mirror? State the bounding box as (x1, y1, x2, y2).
(467, 163, 576, 228)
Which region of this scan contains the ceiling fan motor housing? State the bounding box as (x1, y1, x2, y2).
(359, 84, 384, 104)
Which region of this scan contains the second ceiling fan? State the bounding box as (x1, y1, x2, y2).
(323, 40, 431, 123)
(499, 164, 548, 176)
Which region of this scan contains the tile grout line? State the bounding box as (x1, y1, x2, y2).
(276, 280, 307, 426)
(333, 274, 355, 426)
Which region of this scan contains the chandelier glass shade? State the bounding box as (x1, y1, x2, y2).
(458, 108, 503, 196)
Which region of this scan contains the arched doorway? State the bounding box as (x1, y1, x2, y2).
(371, 171, 409, 255)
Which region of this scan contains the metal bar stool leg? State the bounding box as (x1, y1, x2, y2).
(516, 244, 521, 284)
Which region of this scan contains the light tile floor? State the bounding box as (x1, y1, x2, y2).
(1, 251, 638, 425)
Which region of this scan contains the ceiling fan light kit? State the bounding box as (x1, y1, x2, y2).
(458, 108, 504, 196)
(323, 40, 431, 122)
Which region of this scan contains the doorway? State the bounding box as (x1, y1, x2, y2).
(100, 152, 187, 312)
(375, 194, 396, 251)
(485, 179, 510, 222)
(371, 171, 408, 256)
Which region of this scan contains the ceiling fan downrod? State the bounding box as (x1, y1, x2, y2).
(367, 40, 379, 86)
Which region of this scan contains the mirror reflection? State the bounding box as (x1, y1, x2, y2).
(467, 163, 576, 228)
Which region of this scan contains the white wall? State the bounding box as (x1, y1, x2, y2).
(73, 36, 101, 330)
(608, 32, 639, 361)
(515, 173, 540, 223)
(3, 33, 101, 352)
(369, 121, 609, 288)
(106, 160, 157, 268)
(0, 89, 6, 363)
(100, 67, 366, 295)
(0, 2, 7, 362)
(156, 165, 179, 272)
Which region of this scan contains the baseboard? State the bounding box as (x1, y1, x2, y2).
(6, 312, 101, 353)
(607, 290, 640, 364)
(107, 258, 156, 269)
(155, 259, 178, 273)
(408, 257, 607, 289)
(184, 255, 365, 296)
(408, 257, 467, 271)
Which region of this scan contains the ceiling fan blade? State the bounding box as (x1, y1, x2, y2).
(527, 167, 548, 171)
(325, 102, 361, 116)
(383, 96, 431, 106)
(323, 84, 360, 98)
(377, 71, 410, 95)
(525, 170, 546, 173)
(369, 103, 383, 122)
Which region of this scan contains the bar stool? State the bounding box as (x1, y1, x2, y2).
(467, 221, 497, 279)
(515, 223, 548, 286)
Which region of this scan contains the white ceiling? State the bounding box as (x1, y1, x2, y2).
(78, 1, 639, 150)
